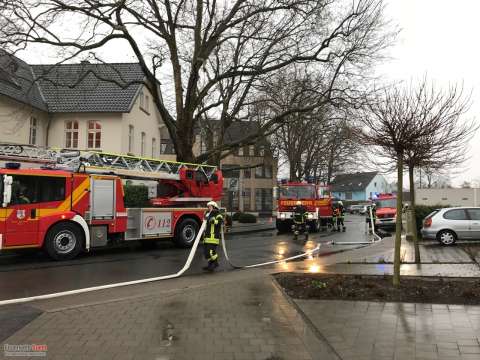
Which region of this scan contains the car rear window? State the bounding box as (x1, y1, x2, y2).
(467, 209, 480, 220)
(443, 209, 468, 220)
(425, 210, 439, 220)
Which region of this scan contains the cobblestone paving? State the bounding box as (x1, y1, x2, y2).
(1, 277, 337, 360)
(296, 299, 480, 360)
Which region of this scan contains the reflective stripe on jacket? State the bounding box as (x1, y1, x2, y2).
(204, 210, 223, 245)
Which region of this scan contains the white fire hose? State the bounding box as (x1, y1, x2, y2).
(221, 225, 320, 269)
(0, 221, 207, 306)
(0, 219, 321, 306)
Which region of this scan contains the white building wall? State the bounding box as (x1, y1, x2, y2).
(365, 174, 390, 199)
(121, 86, 175, 160)
(0, 96, 49, 146)
(416, 188, 480, 207)
(47, 112, 123, 152)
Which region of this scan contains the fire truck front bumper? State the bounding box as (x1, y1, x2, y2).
(376, 218, 396, 230)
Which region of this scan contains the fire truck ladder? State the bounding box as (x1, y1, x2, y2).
(0, 143, 217, 181)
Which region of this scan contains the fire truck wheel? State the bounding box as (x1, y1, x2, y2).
(174, 218, 199, 248)
(45, 222, 83, 260)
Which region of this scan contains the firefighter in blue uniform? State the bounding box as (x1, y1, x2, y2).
(203, 201, 223, 272)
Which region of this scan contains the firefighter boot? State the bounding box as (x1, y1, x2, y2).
(202, 261, 215, 272)
(343, 226, 346, 232)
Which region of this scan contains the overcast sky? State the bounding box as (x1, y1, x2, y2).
(380, 0, 480, 186)
(15, 0, 480, 185)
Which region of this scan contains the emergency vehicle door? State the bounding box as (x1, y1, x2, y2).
(4, 175, 66, 247)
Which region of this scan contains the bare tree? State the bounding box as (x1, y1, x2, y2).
(358, 86, 433, 286)
(402, 80, 476, 263)
(1, 0, 395, 163)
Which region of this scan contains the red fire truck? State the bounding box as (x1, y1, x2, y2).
(373, 193, 397, 230)
(0, 144, 223, 260)
(275, 181, 333, 233)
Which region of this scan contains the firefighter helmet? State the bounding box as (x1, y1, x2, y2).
(296, 200, 302, 206)
(207, 201, 219, 209)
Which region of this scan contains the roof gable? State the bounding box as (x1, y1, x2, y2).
(0, 50, 47, 111)
(31, 63, 145, 113)
(331, 171, 379, 192)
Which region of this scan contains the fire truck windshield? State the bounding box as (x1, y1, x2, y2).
(279, 186, 315, 199)
(375, 198, 396, 208)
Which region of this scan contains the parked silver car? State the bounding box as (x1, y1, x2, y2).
(421, 207, 480, 245)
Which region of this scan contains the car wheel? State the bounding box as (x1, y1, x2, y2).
(437, 230, 457, 246)
(44, 222, 83, 260)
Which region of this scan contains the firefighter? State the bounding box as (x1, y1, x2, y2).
(337, 201, 346, 232)
(365, 203, 377, 234)
(293, 200, 308, 234)
(331, 204, 338, 232)
(203, 201, 223, 272)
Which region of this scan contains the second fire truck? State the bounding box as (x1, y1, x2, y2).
(275, 180, 333, 233)
(0, 144, 223, 260)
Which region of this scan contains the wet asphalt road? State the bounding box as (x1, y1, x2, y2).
(0, 216, 370, 302)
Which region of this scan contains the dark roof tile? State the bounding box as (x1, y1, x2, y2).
(331, 171, 379, 192)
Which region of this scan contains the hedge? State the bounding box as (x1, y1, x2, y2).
(232, 212, 243, 221)
(123, 185, 150, 208)
(413, 204, 450, 235)
(238, 213, 257, 223)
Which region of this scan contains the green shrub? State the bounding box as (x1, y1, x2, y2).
(414, 204, 450, 235)
(232, 212, 243, 221)
(238, 213, 257, 223)
(123, 185, 150, 208)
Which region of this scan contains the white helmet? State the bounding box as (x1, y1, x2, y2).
(207, 201, 219, 209)
(338, 201, 343, 206)
(296, 200, 302, 206)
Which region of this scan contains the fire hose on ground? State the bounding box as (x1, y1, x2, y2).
(0, 220, 320, 306)
(330, 206, 381, 245)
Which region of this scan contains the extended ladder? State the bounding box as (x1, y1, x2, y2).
(0, 143, 218, 181)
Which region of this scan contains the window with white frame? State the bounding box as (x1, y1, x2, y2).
(128, 125, 134, 153)
(65, 120, 79, 148)
(29, 117, 37, 145)
(87, 121, 102, 149)
(152, 138, 157, 158)
(141, 132, 146, 156)
(249, 145, 255, 156)
(145, 95, 149, 112)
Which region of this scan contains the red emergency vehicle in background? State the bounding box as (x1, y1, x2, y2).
(373, 193, 397, 230)
(0, 144, 223, 260)
(275, 181, 333, 232)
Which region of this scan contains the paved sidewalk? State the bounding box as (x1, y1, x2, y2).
(0, 270, 338, 360)
(295, 299, 480, 360)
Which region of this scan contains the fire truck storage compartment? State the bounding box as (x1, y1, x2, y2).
(125, 208, 173, 240)
(90, 225, 108, 247)
(90, 178, 115, 219)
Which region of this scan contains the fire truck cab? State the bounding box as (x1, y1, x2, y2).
(373, 193, 397, 230)
(0, 147, 223, 260)
(275, 181, 333, 233)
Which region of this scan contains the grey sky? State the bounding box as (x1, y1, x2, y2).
(380, 0, 480, 185)
(16, 0, 479, 185)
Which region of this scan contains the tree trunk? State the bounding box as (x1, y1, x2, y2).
(409, 164, 421, 263)
(393, 154, 404, 287)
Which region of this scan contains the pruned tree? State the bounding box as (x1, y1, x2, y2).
(402, 80, 476, 262)
(358, 85, 435, 286)
(0, 0, 395, 163)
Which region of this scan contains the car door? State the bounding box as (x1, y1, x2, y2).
(442, 209, 471, 239)
(466, 208, 480, 239)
